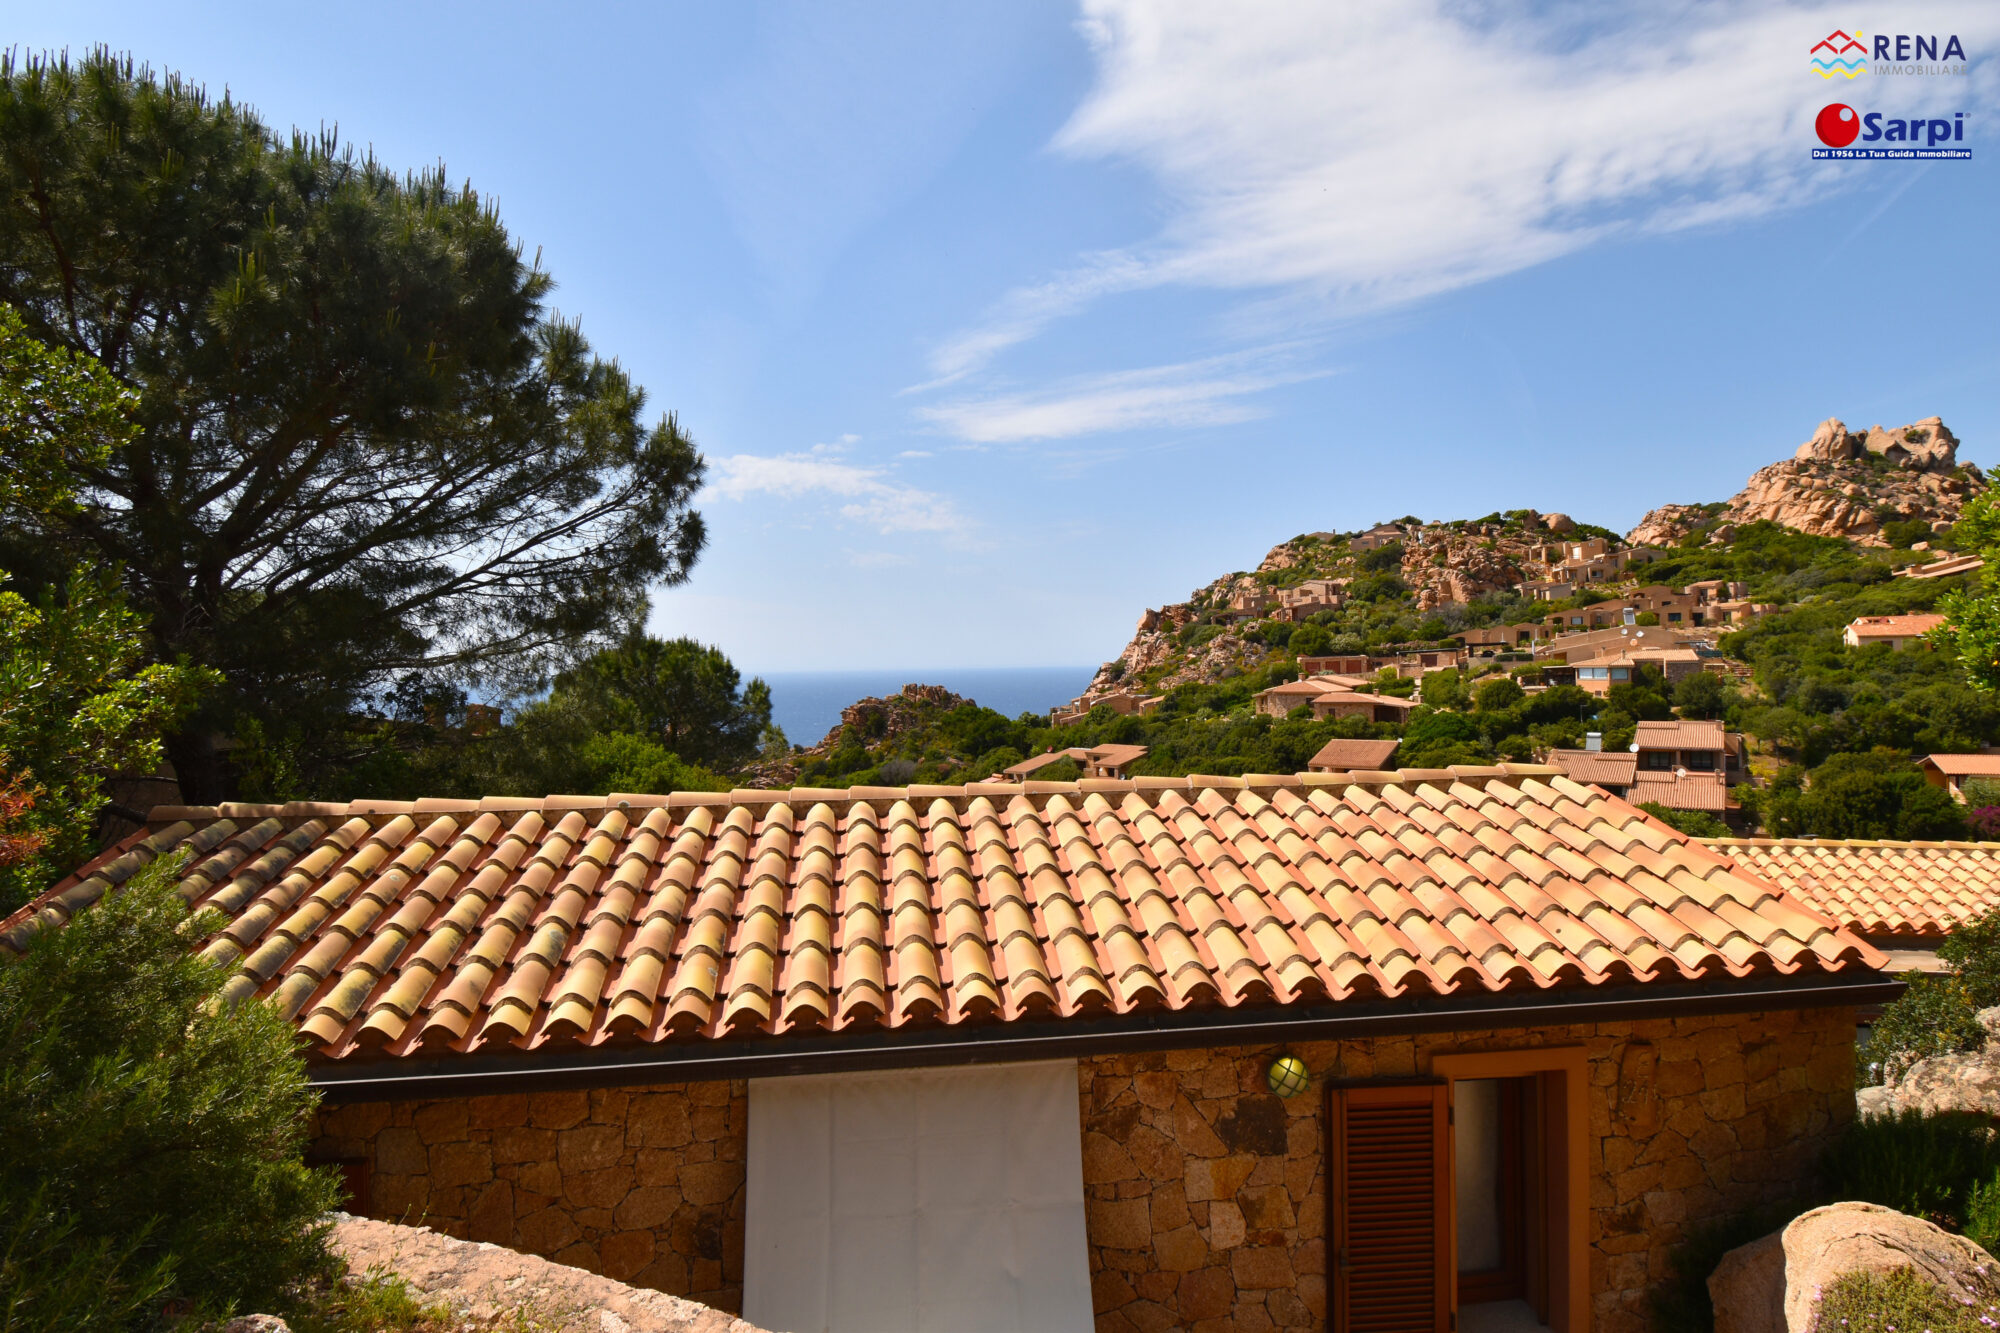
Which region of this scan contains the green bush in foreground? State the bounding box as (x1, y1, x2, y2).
(1812, 1266, 1994, 1333)
(1860, 909, 2000, 1087)
(0, 854, 340, 1329)
(1825, 1110, 2000, 1234)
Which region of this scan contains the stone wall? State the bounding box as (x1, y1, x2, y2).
(312, 1005, 1855, 1333)
(1077, 1006, 1856, 1333)
(313, 1081, 748, 1314)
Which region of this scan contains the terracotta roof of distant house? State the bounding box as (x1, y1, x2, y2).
(1305, 738, 1401, 772)
(1257, 679, 1341, 700)
(0, 770, 1883, 1070)
(1706, 838, 2000, 938)
(1002, 750, 1089, 780)
(1635, 720, 1727, 752)
(1846, 614, 1947, 637)
(1918, 753, 2000, 777)
(1086, 744, 1150, 770)
(1630, 771, 1731, 814)
(1547, 751, 1638, 787)
(1312, 690, 1419, 712)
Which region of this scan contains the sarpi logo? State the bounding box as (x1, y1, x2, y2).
(1810, 30, 1867, 78)
(1816, 103, 1964, 147)
(1813, 102, 1972, 160)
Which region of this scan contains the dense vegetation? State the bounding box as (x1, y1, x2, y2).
(0, 855, 339, 1328)
(0, 52, 707, 802)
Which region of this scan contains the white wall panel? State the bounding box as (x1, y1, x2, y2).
(742, 1060, 1092, 1333)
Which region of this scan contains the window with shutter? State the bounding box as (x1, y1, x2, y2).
(1329, 1083, 1450, 1333)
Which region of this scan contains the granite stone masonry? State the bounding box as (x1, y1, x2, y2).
(314, 1004, 1852, 1333)
(1079, 1008, 1855, 1333)
(313, 1081, 749, 1314)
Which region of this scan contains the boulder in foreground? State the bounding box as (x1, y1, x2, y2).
(328, 1213, 776, 1333)
(1708, 1201, 2000, 1333)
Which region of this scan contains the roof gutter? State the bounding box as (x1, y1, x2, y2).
(308, 970, 1901, 1104)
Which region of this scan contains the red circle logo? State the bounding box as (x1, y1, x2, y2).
(1816, 103, 1860, 146)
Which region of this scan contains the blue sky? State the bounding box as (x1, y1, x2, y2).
(13, 2, 2000, 671)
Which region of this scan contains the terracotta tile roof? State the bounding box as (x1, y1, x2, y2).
(1312, 690, 1419, 711)
(1003, 752, 1082, 779)
(1630, 771, 1730, 814)
(3, 769, 1882, 1064)
(1846, 614, 1947, 637)
(1634, 720, 1727, 752)
(1547, 751, 1637, 787)
(1306, 739, 1401, 772)
(1706, 838, 2000, 938)
(1920, 753, 2000, 777)
(1088, 744, 1150, 770)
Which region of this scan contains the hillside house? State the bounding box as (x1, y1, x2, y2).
(1308, 690, 1420, 724)
(1349, 521, 1405, 552)
(1843, 614, 1946, 650)
(1003, 744, 1151, 782)
(1223, 588, 1278, 622)
(3, 768, 1890, 1333)
(1378, 647, 1467, 677)
(1548, 647, 1706, 697)
(1896, 553, 1984, 581)
(1458, 624, 1541, 654)
(1277, 579, 1348, 621)
(1304, 737, 1401, 772)
(1917, 752, 2000, 802)
(1546, 721, 1741, 818)
(1532, 625, 1705, 666)
(1297, 653, 1373, 676)
(1050, 691, 1150, 726)
(1252, 676, 1372, 718)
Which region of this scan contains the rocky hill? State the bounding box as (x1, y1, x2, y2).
(1629, 416, 1984, 547)
(737, 684, 973, 788)
(1074, 413, 1979, 708)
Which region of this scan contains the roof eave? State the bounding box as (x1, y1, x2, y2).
(306, 969, 1899, 1104)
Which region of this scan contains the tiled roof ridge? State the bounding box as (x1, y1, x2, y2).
(137, 763, 1566, 825)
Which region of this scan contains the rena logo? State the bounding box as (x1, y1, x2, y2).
(1816, 103, 1965, 148)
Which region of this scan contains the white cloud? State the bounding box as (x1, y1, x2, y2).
(706, 449, 964, 534)
(921, 1, 2000, 388)
(919, 348, 1327, 442)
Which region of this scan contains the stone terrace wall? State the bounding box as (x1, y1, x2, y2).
(313, 1082, 747, 1314)
(1078, 1006, 1856, 1333)
(313, 1005, 1855, 1333)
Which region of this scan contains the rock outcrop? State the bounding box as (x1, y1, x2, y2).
(736, 683, 975, 788)
(1708, 1202, 2000, 1333)
(1626, 503, 1717, 549)
(1397, 525, 1527, 610)
(1630, 416, 1984, 548)
(1864, 1004, 2000, 1118)
(329, 1213, 772, 1333)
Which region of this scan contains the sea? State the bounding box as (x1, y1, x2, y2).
(755, 666, 1099, 749)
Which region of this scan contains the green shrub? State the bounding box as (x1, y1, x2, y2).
(1649, 1204, 1792, 1333)
(1636, 802, 1731, 838)
(0, 854, 340, 1327)
(1969, 1174, 2000, 1257)
(1028, 758, 1082, 782)
(1812, 1266, 1992, 1333)
(1861, 973, 1984, 1086)
(1825, 1110, 2000, 1232)
(1940, 909, 2000, 1007)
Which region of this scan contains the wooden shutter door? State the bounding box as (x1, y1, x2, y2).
(1330, 1083, 1450, 1333)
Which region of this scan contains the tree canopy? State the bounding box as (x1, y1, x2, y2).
(0, 306, 217, 911)
(0, 52, 706, 799)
